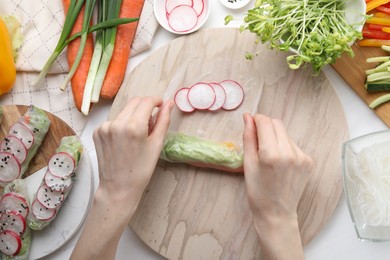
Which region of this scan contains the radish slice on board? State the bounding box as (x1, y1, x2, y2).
(44, 170, 72, 192)
(8, 123, 34, 149)
(0, 193, 29, 218)
(208, 82, 227, 111)
(0, 137, 27, 164)
(168, 5, 198, 32)
(48, 152, 75, 178)
(219, 80, 245, 110)
(0, 211, 26, 236)
(174, 88, 195, 113)
(0, 230, 22, 256)
(165, 0, 192, 14)
(0, 152, 21, 183)
(192, 0, 204, 16)
(31, 199, 56, 221)
(36, 185, 64, 209)
(187, 83, 216, 110)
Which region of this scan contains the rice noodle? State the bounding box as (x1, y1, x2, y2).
(347, 141, 390, 227)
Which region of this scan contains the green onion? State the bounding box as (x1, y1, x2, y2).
(81, 0, 124, 115)
(32, 0, 84, 86)
(60, 0, 97, 91)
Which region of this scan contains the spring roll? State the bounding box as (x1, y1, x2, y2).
(160, 132, 243, 173)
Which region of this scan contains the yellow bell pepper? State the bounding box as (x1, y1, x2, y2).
(0, 17, 16, 95)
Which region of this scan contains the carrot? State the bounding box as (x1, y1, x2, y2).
(63, 0, 94, 111)
(100, 0, 145, 99)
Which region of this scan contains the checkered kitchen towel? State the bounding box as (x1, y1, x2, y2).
(0, 0, 158, 134)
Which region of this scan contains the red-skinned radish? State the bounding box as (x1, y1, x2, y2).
(31, 199, 56, 221)
(48, 152, 75, 178)
(165, 0, 192, 14)
(44, 170, 72, 192)
(0, 193, 29, 219)
(36, 185, 64, 210)
(219, 80, 244, 110)
(0, 211, 26, 236)
(192, 0, 204, 16)
(0, 137, 27, 164)
(0, 230, 22, 256)
(174, 88, 195, 113)
(208, 82, 226, 111)
(168, 5, 198, 32)
(0, 152, 21, 183)
(187, 83, 216, 110)
(8, 123, 34, 149)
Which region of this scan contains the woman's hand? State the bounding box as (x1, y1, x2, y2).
(71, 96, 173, 260)
(243, 113, 314, 260)
(93, 96, 173, 209)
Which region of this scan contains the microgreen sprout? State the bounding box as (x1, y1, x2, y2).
(228, 0, 364, 74)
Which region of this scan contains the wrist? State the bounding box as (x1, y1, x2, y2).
(252, 213, 304, 260)
(93, 186, 140, 224)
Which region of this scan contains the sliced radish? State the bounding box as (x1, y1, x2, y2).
(174, 88, 195, 113)
(168, 5, 198, 33)
(48, 152, 75, 178)
(0, 230, 22, 256)
(192, 0, 204, 16)
(37, 185, 64, 209)
(187, 83, 216, 110)
(165, 0, 192, 14)
(0, 211, 26, 236)
(31, 199, 56, 221)
(208, 82, 227, 111)
(8, 123, 34, 149)
(0, 152, 21, 183)
(0, 136, 27, 164)
(219, 80, 245, 110)
(0, 193, 29, 218)
(44, 170, 72, 192)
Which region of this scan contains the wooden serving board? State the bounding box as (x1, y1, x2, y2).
(331, 44, 390, 126)
(110, 28, 349, 259)
(0, 105, 76, 178)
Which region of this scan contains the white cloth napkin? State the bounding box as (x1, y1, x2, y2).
(0, 0, 158, 134)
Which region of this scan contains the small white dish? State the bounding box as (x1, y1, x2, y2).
(219, 0, 251, 10)
(154, 0, 210, 35)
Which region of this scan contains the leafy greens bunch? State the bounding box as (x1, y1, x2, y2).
(228, 0, 363, 74)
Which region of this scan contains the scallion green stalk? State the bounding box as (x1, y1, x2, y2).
(32, 0, 84, 86)
(60, 0, 97, 91)
(90, 0, 123, 103)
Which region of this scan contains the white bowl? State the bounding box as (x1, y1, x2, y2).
(219, 0, 251, 10)
(342, 130, 390, 241)
(154, 0, 210, 35)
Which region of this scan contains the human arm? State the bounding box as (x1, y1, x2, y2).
(242, 113, 314, 260)
(71, 96, 173, 260)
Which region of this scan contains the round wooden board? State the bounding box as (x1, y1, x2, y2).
(109, 28, 349, 259)
(0, 105, 76, 178)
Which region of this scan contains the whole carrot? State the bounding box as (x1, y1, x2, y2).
(100, 0, 145, 99)
(63, 0, 94, 111)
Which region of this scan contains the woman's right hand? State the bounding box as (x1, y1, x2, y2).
(243, 113, 314, 260)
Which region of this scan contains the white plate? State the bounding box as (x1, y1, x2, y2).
(154, 0, 210, 35)
(25, 152, 94, 259)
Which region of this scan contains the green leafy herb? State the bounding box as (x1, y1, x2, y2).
(229, 0, 363, 74)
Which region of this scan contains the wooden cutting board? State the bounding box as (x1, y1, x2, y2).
(332, 44, 390, 126)
(0, 105, 76, 177)
(110, 28, 349, 259)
